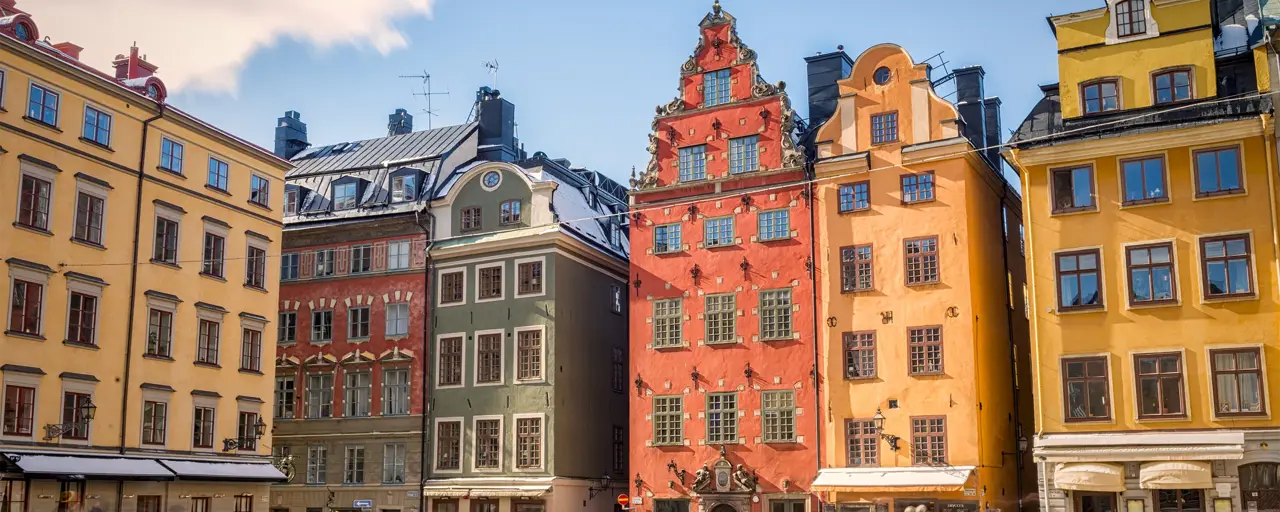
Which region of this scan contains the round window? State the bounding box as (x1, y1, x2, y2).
(873, 66, 892, 85)
(482, 171, 501, 189)
(14, 23, 30, 41)
(146, 84, 161, 99)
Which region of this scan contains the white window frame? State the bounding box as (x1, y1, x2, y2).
(195, 306, 226, 366)
(64, 274, 105, 346)
(305, 372, 334, 419)
(473, 328, 506, 387)
(26, 79, 61, 128)
(381, 367, 410, 416)
(159, 136, 185, 175)
(191, 395, 219, 452)
(347, 306, 371, 341)
(201, 218, 230, 279)
(249, 173, 270, 207)
(139, 387, 171, 448)
(433, 416, 465, 474)
(152, 203, 184, 265)
(7, 262, 51, 337)
(0, 370, 41, 442)
(16, 161, 58, 233)
(385, 302, 410, 338)
(59, 378, 97, 446)
(382, 442, 407, 484)
(145, 294, 179, 358)
(245, 235, 270, 290)
(387, 239, 411, 271)
(513, 325, 546, 384)
(471, 414, 504, 473)
(342, 369, 372, 418)
(474, 262, 505, 303)
(343, 444, 365, 484)
(513, 256, 546, 299)
(512, 412, 546, 472)
(435, 332, 467, 390)
(436, 267, 467, 308)
(81, 103, 113, 148)
(306, 444, 327, 484)
(239, 315, 267, 373)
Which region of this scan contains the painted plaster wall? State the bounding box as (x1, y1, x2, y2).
(18, 480, 272, 512)
(679, 23, 751, 109)
(449, 167, 533, 236)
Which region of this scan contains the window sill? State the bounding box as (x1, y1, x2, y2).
(248, 200, 271, 211)
(844, 375, 878, 381)
(348, 337, 370, 343)
(310, 340, 333, 346)
(757, 237, 792, 243)
(1120, 197, 1170, 208)
(705, 340, 739, 347)
(1127, 299, 1179, 310)
(905, 280, 942, 288)
(901, 199, 936, 206)
(78, 137, 114, 152)
(652, 343, 689, 351)
(1195, 189, 1247, 200)
(910, 371, 946, 377)
(4, 330, 46, 341)
(243, 284, 268, 294)
(278, 341, 297, 347)
(63, 340, 100, 351)
(70, 237, 107, 251)
(1201, 293, 1259, 304)
(759, 336, 795, 342)
(653, 250, 684, 257)
(193, 361, 222, 369)
(13, 222, 53, 237)
(239, 368, 264, 375)
(143, 354, 175, 362)
(199, 272, 227, 282)
(1050, 207, 1099, 217)
(156, 166, 186, 178)
(1214, 412, 1269, 420)
(150, 259, 182, 270)
(838, 208, 872, 215)
(704, 243, 737, 250)
(1135, 415, 1190, 423)
(1057, 305, 1106, 315)
(1063, 418, 1114, 424)
(22, 116, 61, 133)
(204, 184, 231, 197)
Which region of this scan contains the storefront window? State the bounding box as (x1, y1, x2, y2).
(1157, 490, 1203, 512)
(1, 481, 27, 512)
(1077, 492, 1117, 512)
(514, 504, 545, 512)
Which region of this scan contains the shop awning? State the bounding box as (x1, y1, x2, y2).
(5, 453, 174, 480)
(1035, 432, 1244, 462)
(159, 460, 286, 482)
(812, 466, 977, 493)
(1055, 463, 1125, 492)
(1140, 461, 1213, 489)
(421, 485, 551, 498)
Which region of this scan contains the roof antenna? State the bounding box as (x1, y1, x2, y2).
(399, 70, 450, 130)
(483, 60, 500, 90)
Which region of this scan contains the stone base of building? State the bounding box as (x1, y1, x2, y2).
(0, 480, 273, 512)
(423, 476, 626, 512)
(268, 483, 421, 512)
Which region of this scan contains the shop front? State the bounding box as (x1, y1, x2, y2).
(811, 466, 980, 512)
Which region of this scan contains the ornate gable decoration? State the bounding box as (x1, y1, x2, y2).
(689, 446, 758, 495)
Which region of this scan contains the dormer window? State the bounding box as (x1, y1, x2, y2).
(1116, 0, 1146, 38)
(392, 174, 416, 202)
(461, 206, 482, 232)
(146, 84, 161, 99)
(1153, 69, 1191, 104)
(284, 188, 299, 216)
(14, 23, 31, 42)
(333, 182, 359, 210)
(1082, 80, 1120, 114)
(704, 69, 731, 107)
(500, 200, 522, 225)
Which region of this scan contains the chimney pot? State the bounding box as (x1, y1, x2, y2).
(388, 109, 413, 136)
(274, 110, 309, 160)
(52, 42, 82, 60)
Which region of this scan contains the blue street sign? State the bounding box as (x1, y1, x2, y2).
(354, 500, 373, 508)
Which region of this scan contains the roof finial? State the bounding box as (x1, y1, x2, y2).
(712, 0, 721, 16)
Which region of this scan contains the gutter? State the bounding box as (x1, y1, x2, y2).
(1260, 114, 1280, 319)
(416, 159, 444, 512)
(806, 161, 823, 474)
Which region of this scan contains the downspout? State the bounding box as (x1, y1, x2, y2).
(119, 103, 165, 512)
(415, 168, 442, 512)
(997, 183, 1024, 512)
(1260, 114, 1279, 306)
(806, 160, 822, 476)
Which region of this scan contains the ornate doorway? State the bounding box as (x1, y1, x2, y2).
(1242, 463, 1280, 512)
(710, 505, 738, 512)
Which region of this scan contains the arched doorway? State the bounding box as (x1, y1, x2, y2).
(1241, 462, 1280, 512)
(710, 505, 737, 512)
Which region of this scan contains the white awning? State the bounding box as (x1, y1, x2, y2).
(1140, 461, 1213, 490)
(1034, 432, 1244, 462)
(1055, 463, 1125, 492)
(8, 454, 174, 480)
(160, 460, 286, 482)
(812, 466, 977, 493)
(421, 485, 551, 498)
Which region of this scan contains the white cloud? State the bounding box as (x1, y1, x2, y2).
(19, 0, 434, 94)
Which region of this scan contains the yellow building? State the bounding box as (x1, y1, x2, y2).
(0, 3, 292, 510)
(806, 45, 1033, 512)
(1004, 1, 1279, 512)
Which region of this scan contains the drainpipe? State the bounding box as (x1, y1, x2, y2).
(415, 168, 441, 512)
(1259, 114, 1279, 306)
(997, 184, 1025, 512)
(805, 160, 823, 478)
(119, 102, 165, 512)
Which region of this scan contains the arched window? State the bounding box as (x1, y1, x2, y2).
(1116, 0, 1147, 37)
(1241, 463, 1280, 491)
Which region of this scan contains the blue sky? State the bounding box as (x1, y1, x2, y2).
(163, 0, 1099, 184)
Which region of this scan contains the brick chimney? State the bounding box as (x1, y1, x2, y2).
(0, 0, 25, 15)
(112, 44, 158, 80)
(52, 42, 82, 60)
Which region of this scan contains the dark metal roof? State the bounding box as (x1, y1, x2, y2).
(287, 122, 477, 178)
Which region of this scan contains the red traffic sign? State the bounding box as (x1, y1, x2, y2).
(617, 494, 631, 507)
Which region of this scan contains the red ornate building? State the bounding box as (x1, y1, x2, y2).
(628, 2, 815, 511)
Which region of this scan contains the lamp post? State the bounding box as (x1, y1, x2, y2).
(42, 398, 96, 441)
(872, 408, 900, 451)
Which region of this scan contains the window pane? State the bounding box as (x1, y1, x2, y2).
(1217, 373, 1240, 411)
(1124, 161, 1145, 201)
(1072, 168, 1092, 207)
(1152, 266, 1173, 299)
(1140, 378, 1159, 415)
(1086, 381, 1108, 416)
(1161, 377, 1182, 414)
(1144, 159, 1165, 198)
(1219, 150, 1240, 190)
(1198, 152, 1218, 192)
(1131, 268, 1152, 302)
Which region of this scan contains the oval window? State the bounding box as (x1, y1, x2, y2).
(482, 171, 501, 189)
(14, 23, 31, 41)
(874, 66, 892, 85)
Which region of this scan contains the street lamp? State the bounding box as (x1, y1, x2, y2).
(872, 408, 900, 452)
(42, 398, 96, 440)
(223, 417, 268, 452)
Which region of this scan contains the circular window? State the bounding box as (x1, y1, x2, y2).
(14, 23, 30, 41)
(482, 171, 501, 190)
(873, 66, 892, 85)
(146, 84, 161, 99)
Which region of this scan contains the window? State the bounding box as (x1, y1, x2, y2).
(1202, 234, 1254, 298)
(762, 390, 795, 442)
(1153, 69, 1191, 104)
(477, 333, 503, 384)
(613, 425, 625, 473)
(348, 306, 370, 339)
(461, 206, 482, 232)
(201, 233, 225, 278)
(192, 406, 215, 448)
(306, 374, 333, 418)
(388, 240, 410, 270)
(654, 224, 682, 254)
(841, 245, 874, 292)
(846, 419, 878, 466)
(207, 158, 229, 191)
(27, 83, 59, 126)
(475, 418, 501, 469)
(349, 245, 372, 274)
(704, 217, 734, 248)
(314, 248, 335, 277)
(141, 401, 167, 445)
(500, 200, 522, 225)
(1155, 490, 1203, 512)
(759, 289, 793, 340)
(383, 444, 406, 483)
(653, 299, 682, 348)
(1135, 352, 1185, 419)
(654, 500, 691, 512)
(871, 112, 899, 144)
(678, 145, 707, 182)
(437, 420, 461, 470)
(729, 135, 758, 174)
(517, 330, 543, 381)
(758, 210, 790, 241)
(1127, 243, 1176, 305)
(392, 175, 416, 202)
(280, 253, 300, 281)
(1051, 166, 1096, 213)
(843, 331, 876, 379)
(386, 303, 409, 337)
(703, 69, 731, 106)
(653, 396, 683, 445)
(1194, 147, 1243, 197)
(332, 182, 358, 210)
(275, 377, 295, 419)
(439, 336, 463, 386)
(911, 417, 946, 465)
(312, 311, 333, 342)
(66, 292, 97, 345)
(3, 385, 35, 435)
(62, 392, 91, 439)
(479, 265, 503, 300)
(704, 294, 736, 344)
(160, 138, 184, 173)
(138, 496, 161, 512)
(1057, 250, 1103, 310)
(343, 372, 371, 417)
(611, 284, 623, 315)
(908, 326, 943, 375)
(516, 416, 542, 468)
(284, 188, 299, 216)
(1075, 492, 1117, 512)
(234, 495, 253, 512)
(240, 329, 262, 372)
(73, 192, 105, 245)
(235, 412, 259, 450)
(1116, 0, 1147, 37)
(278, 312, 296, 344)
(196, 319, 219, 364)
(305, 445, 327, 483)
(1063, 357, 1111, 421)
(706, 392, 738, 444)
(343, 446, 365, 483)
(250, 175, 270, 206)
(440, 270, 464, 304)
(905, 237, 940, 285)
(901, 173, 935, 203)
(612, 347, 625, 393)
(191, 498, 210, 512)
(518, 261, 543, 295)
(153, 217, 179, 264)
(382, 368, 409, 416)
(1082, 80, 1120, 114)
(78, 105, 112, 147)
(8, 279, 42, 335)
(838, 181, 870, 213)
(245, 246, 266, 294)
(1210, 347, 1266, 416)
(17, 174, 51, 231)
(147, 309, 174, 358)
(1121, 156, 1168, 204)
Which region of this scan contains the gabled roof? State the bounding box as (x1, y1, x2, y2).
(287, 122, 477, 178)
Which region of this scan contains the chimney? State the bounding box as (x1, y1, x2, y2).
(112, 45, 158, 80)
(476, 87, 521, 162)
(388, 108, 413, 136)
(274, 111, 309, 160)
(982, 97, 1002, 172)
(52, 42, 82, 60)
(804, 49, 853, 133)
(953, 66, 987, 164)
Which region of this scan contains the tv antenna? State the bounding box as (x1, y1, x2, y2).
(399, 70, 450, 129)
(482, 60, 500, 89)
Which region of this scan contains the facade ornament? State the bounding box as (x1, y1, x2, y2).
(273, 454, 296, 483)
(729, 27, 756, 65)
(691, 464, 712, 491)
(661, 97, 685, 116)
(751, 79, 783, 99)
(681, 55, 700, 75)
(732, 464, 757, 492)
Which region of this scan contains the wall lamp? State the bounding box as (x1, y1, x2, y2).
(43, 398, 96, 441)
(872, 408, 901, 452)
(222, 417, 267, 452)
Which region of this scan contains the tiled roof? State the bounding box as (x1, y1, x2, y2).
(287, 123, 477, 178)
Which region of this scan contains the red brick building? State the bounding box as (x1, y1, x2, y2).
(627, 2, 816, 511)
